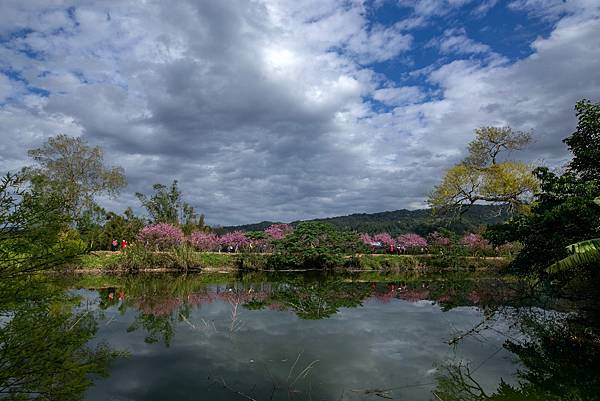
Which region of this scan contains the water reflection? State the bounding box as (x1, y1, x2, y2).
(0, 278, 121, 400)
(1, 272, 598, 400)
(434, 312, 600, 400)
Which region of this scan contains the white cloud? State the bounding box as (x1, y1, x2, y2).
(434, 28, 491, 55)
(373, 86, 425, 106)
(0, 0, 598, 224)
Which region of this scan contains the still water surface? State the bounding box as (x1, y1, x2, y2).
(71, 272, 537, 400)
(4, 271, 597, 400)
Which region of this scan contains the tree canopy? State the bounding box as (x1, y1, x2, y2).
(23, 134, 126, 222)
(135, 180, 206, 234)
(429, 126, 538, 216)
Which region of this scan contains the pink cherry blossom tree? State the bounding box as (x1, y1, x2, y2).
(219, 231, 250, 252)
(190, 232, 220, 251)
(372, 233, 395, 247)
(359, 233, 373, 246)
(396, 233, 428, 253)
(428, 231, 451, 247)
(264, 223, 293, 240)
(460, 233, 490, 251)
(137, 223, 184, 250)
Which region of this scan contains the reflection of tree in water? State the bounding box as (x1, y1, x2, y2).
(0, 281, 121, 400)
(102, 273, 534, 348)
(433, 311, 600, 401)
(266, 278, 372, 320)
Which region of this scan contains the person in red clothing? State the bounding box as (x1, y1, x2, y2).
(389, 243, 395, 254)
(121, 239, 128, 249)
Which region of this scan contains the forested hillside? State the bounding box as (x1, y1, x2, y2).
(220, 205, 509, 236)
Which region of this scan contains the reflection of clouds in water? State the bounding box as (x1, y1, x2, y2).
(85, 292, 519, 401)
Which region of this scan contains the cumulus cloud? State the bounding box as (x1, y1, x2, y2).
(0, 0, 598, 225)
(432, 28, 491, 55)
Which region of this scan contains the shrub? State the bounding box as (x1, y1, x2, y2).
(169, 243, 202, 271)
(108, 243, 171, 271)
(137, 223, 183, 250)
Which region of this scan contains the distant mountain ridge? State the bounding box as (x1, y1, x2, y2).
(219, 205, 509, 236)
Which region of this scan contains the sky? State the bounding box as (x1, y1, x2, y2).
(0, 0, 599, 226)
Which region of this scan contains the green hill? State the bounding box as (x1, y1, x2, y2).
(219, 205, 509, 236)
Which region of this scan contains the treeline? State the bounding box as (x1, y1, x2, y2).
(219, 204, 509, 237)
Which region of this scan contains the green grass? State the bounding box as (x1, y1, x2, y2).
(74, 253, 121, 269)
(72, 251, 508, 272)
(73, 251, 239, 271)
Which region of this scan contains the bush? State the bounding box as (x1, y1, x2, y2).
(108, 243, 171, 271)
(169, 243, 202, 271)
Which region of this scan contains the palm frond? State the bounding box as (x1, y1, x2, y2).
(547, 249, 600, 273)
(566, 238, 600, 254)
(547, 238, 600, 273)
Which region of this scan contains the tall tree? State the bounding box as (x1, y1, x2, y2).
(429, 126, 538, 216)
(135, 180, 181, 224)
(563, 99, 600, 180)
(23, 134, 126, 222)
(136, 180, 207, 233)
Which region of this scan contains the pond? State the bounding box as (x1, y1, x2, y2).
(1, 271, 599, 400)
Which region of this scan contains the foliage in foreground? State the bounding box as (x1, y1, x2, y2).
(0, 173, 84, 279)
(487, 100, 600, 275)
(546, 197, 600, 273)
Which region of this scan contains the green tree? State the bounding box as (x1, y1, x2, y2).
(136, 180, 181, 224)
(0, 173, 83, 278)
(180, 202, 206, 235)
(429, 127, 538, 216)
(98, 208, 145, 249)
(23, 134, 126, 223)
(136, 180, 207, 233)
(76, 205, 108, 250)
(546, 196, 600, 273)
(564, 99, 600, 180)
(268, 222, 365, 269)
(487, 100, 600, 274)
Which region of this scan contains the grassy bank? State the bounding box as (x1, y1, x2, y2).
(72, 251, 509, 272)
